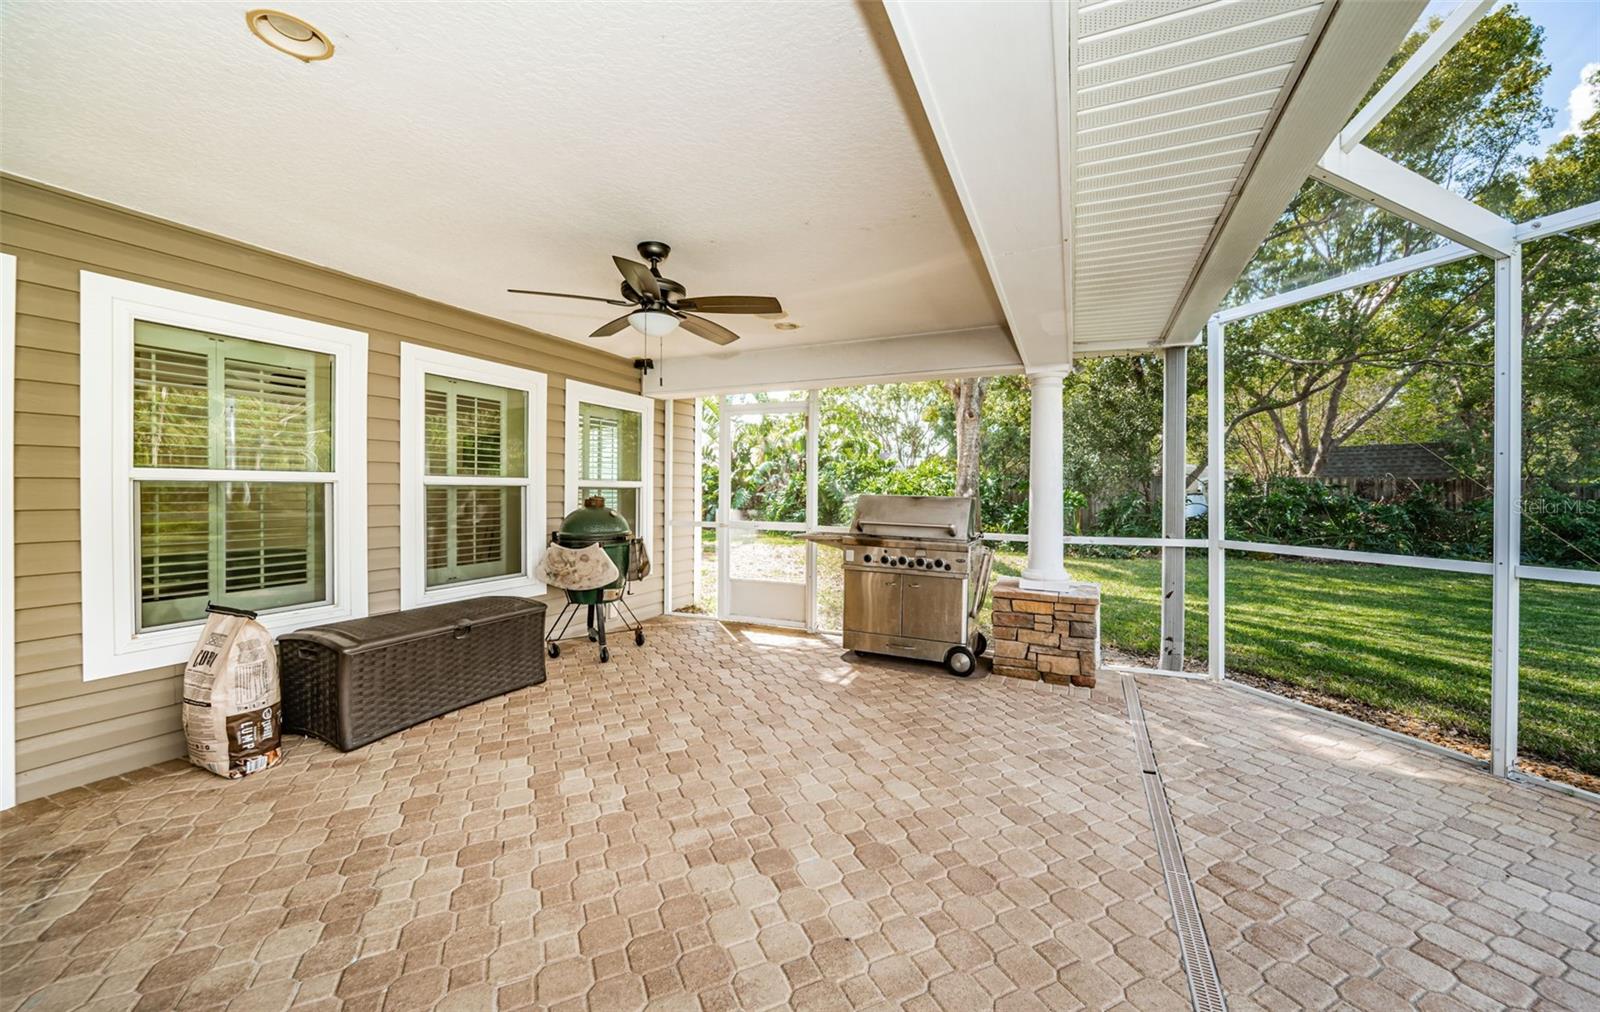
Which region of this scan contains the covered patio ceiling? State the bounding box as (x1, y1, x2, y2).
(0, 1, 1425, 396)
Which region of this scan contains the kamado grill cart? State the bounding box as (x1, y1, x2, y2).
(546, 497, 648, 663)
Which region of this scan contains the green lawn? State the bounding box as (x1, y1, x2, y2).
(991, 551, 1600, 777)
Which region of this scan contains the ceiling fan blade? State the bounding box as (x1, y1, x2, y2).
(673, 295, 784, 315)
(590, 314, 634, 338)
(678, 313, 741, 346)
(613, 257, 662, 301)
(508, 288, 632, 306)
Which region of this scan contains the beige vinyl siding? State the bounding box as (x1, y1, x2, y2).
(2, 176, 690, 803)
(669, 399, 698, 611)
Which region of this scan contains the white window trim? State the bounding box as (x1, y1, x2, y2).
(564, 380, 653, 545)
(400, 343, 548, 608)
(79, 272, 368, 681)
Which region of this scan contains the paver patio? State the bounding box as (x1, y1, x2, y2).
(1, 617, 1595, 1011)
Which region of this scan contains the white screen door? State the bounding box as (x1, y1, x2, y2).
(718, 395, 815, 627)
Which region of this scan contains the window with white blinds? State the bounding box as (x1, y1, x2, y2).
(80, 272, 367, 681)
(400, 345, 546, 608)
(565, 381, 652, 543)
(421, 373, 526, 589)
(131, 322, 334, 630)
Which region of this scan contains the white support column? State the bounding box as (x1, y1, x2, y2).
(1490, 247, 1523, 777)
(805, 390, 820, 631)
(1206, 320, 1227, 682)
(1160, 346, 1187, 671)
(717, 396, 732, 619)
(1021, 368, 1073, 590)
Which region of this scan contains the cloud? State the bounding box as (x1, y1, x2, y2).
(1565, 62, 1600, 137)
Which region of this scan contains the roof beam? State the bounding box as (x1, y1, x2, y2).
(882, 0, 1069, 368)
(1312, 142, 1516, 257)
(1337, 0, 1494, 153)
(644, 326, 1021, 399)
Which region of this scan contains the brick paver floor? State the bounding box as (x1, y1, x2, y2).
(1, 617, 1595, 1010)
(1138, 677, 1600, 1012)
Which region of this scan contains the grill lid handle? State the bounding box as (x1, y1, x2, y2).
(853, 519, 958, 536)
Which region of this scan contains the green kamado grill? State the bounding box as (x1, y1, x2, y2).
(546, 496, 646, 663)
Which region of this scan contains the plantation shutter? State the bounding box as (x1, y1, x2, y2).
(424, 389, 449, 474)
(133, 344, 210, 468)
(222, 355, 314, 470)
(421, 374, 526, 589)
(456, 394, 504, 476)
(138, 482, 213, 627)
(224, 483, 318, 594)
(425, 487, 450, 571)
(584, 414, 621, 481)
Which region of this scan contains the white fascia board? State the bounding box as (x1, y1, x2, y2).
(645, 326, 1021, 399)
(883, 0, 1067, 367)
(1313, 142, 1516, 257)
(1337, 0, 1495, 153)
(1163, 0, 1427, 347)
(1072, 336, 1171, 357)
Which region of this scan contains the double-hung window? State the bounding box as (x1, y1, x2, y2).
(565, 381, 652, 540)
(400, 344, 546, 607)
(80, 273, 368, 680)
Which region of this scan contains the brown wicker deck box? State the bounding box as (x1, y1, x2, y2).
(278, 596, 545, 751)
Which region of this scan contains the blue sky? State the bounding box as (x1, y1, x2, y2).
(1423, 0, 1599, 152)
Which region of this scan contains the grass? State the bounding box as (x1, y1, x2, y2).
(991, 550, 1599, 777)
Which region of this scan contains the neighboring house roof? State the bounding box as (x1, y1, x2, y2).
(1321, 443, 1459, 480)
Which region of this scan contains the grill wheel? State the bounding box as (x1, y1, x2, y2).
(944, 645, 976, 677)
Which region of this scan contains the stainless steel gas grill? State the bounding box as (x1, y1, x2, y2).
(804, 494, 994, 675)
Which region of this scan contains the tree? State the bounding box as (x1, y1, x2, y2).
(1222, 6, 1565, 481)
(943, 377, 990, 501)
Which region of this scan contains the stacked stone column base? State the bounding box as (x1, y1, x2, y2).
(989, 578, 1101, 688)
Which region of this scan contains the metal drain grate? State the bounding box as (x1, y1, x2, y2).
(1123, 675, 1228, 1012)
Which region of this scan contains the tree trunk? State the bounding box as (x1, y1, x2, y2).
(945, 377, 990, 503)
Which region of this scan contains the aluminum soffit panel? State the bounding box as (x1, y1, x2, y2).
(1069, 0, 1327, 351)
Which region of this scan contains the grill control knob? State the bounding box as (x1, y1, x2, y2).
(864, 554, 873, 563)
(898, 556, 908, 566)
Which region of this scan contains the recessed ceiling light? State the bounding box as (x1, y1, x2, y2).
(774, 322, 801, 331)
(246, 9, 334, 62)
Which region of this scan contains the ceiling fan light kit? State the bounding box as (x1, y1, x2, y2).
(508, 241, 783, 346)
(627, 310, 680, 338)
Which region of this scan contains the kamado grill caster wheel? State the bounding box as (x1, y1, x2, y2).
(600, 646, 610, 663)
(635, 630, 646, 646)
(548, 643, 560, 658)
(944, 645, 976, 677)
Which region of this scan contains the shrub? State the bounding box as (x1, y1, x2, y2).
(1222, 475, 1495, 560)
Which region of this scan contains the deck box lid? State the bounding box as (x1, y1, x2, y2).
(278, 596, 545, 654)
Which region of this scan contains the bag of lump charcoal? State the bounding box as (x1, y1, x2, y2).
(182, 604, 284, 778)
